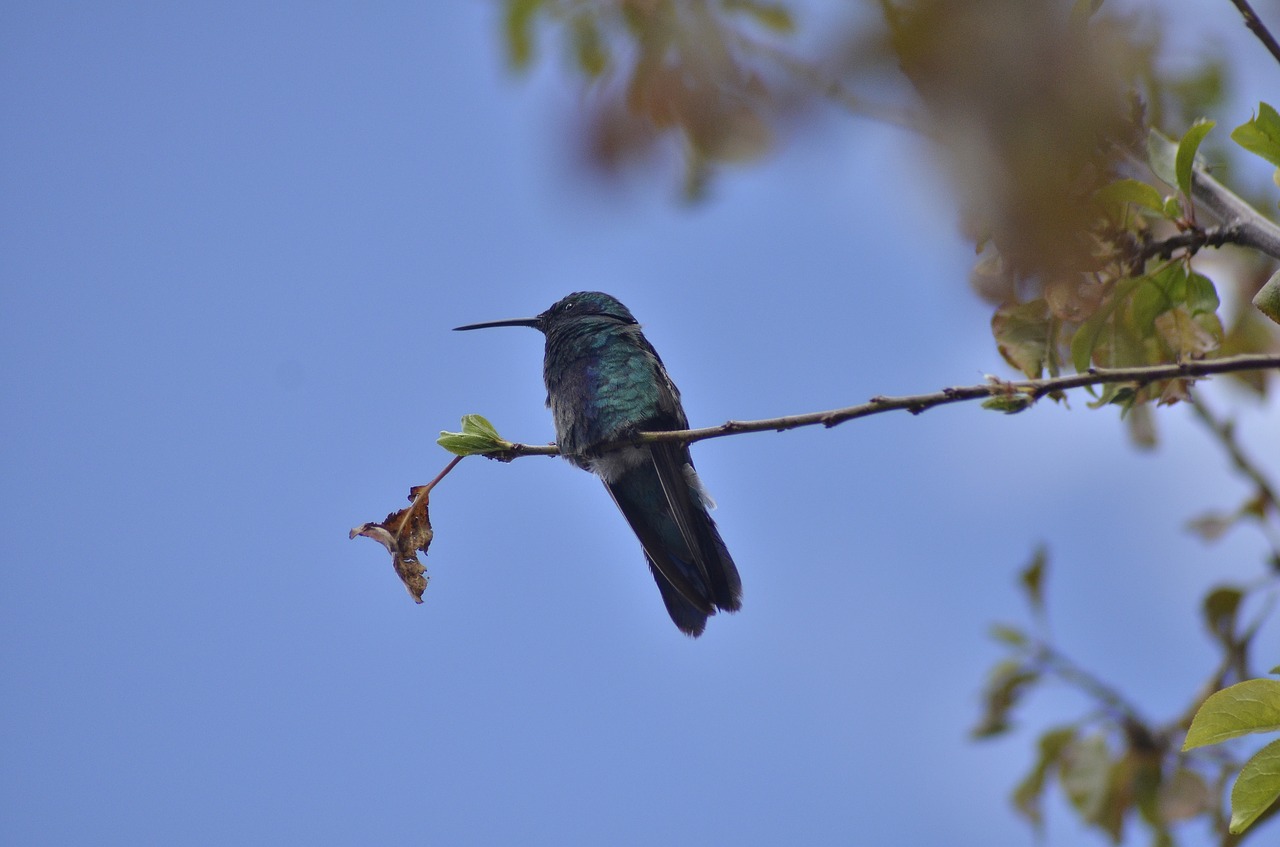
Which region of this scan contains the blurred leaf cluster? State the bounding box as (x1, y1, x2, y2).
(498, 1, 1279, 401)
(987, 112, 1280, 437)
(975, 552, 1279, 844)
(503, 0, 795, 198)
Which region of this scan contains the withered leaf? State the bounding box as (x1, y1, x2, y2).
(1154, 306, 1220, 358)
(350, 485, 434, 603)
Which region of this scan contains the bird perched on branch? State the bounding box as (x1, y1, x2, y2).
(456, 291, 742, 636)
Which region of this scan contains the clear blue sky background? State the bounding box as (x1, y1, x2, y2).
(3, 3, 1278, 846)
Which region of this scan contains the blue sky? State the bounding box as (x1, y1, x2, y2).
(3, 2, 1278, 845)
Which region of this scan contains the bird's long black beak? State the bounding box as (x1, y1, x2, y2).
(453, 316, 543, 332)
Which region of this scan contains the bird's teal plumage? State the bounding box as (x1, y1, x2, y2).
(542, 297, 685, 472)
(455, 291, 741, 636)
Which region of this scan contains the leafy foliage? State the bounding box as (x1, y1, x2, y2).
(498, 0, 790, 199)
(1232, 103, 1280, 170)
(975, 548, 1278, 843)
(1185, 678, 1280, 834)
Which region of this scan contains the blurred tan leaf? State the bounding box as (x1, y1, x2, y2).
(1201, 585, 1243, 645)
(992, 300, 1051, 378)
(1154, 306, 1219, 358)
(1186, 512, 1238, 543)
(721, 0, 794, 33)
(1012, 725, 1078, 829)
(890, 0, 1133, 275)
(1157, 767, 1213, 824)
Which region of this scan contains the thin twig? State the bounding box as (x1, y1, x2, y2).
(1139, 135, 1280, 262)
(1188, 390, 1280, 517)
(1226, 0, 1280, 67)
(395, 455, 464, 538)
(489, 352, 1280, 458)
(1033, 641, 1150, 728)
(420, 454, 465, 496)
(731, 32, 925, 133)
(1137, 224, 1246, 264)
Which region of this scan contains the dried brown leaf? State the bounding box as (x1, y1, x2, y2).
(350, 485, 434, 603)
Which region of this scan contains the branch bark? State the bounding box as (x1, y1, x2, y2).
(1139, 134, 1280, 263)
(489, 353, 1280, 459)
(1226, 0, 1280, 67)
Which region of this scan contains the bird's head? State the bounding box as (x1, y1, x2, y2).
(454, 291, 638, 335)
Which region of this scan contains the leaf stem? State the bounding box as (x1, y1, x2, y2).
(421, 454, 465, 495)
(395, 455, 464, 539)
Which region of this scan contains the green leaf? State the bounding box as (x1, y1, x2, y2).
(1272, 665, 1280, 676)
(972, 660, 1039, 738)
(982, 394, 1034, 414)
(1229, 737, 1280, 833)
(1254, 269, 1280, 325)
(1148, 130, 1178, 186)
(1231, 102, 1280, 168)
(1184, 679, 1280, 749)
(504, 0, 544, 70)
(1128, 266, 1182, 332)
(1185, 272, 1220, 315)
(1020, 545, 1047, 615)
(570, 14, 609, 77)
(1202, 586, 1243, 645)
(1176, 119, 1215, 199)
(1095, 178, 1166, 216)
(721, 0, 795, 33)
(989, 623, 1029, 646)
(1061, 734, 1114, 821)
(1071, 276, 1142, 373)
(437, 414, 512, 457)
(460, 413, 501, 441)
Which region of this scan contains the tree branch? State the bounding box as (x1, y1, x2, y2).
(1136, 135, 1280, 263)
(489, 353, 1280, 459)
(1032, 640, 1150, 729)
(1225, 0, 1280, 68)
(731, 31, 925, 134)
(1136, 224, 1246, 264)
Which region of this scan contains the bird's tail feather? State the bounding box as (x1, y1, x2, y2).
(604, 450, 742, 636)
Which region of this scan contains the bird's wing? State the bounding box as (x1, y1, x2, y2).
(648, 441, 740, 611)
(647, 442, 717, 592)
(601, 475, 715, 616)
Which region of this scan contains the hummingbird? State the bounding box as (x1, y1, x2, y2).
(455, 291, 742, 637)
